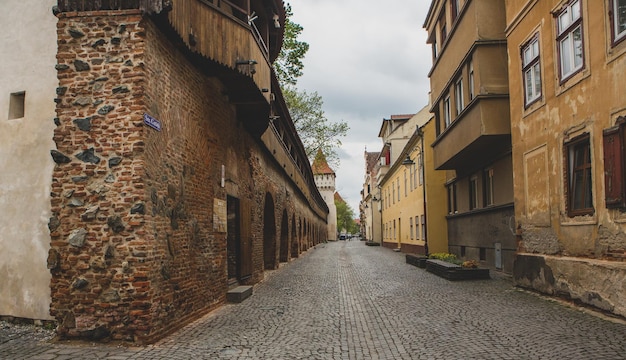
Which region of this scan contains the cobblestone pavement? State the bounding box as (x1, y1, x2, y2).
(2, 241, 626, 359)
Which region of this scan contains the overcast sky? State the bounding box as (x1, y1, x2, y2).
(290, 0, 433, 214)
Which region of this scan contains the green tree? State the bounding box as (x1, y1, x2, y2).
(274, 4, 309, 87)
(274, 3, 348, 167)
(336, 199, 358, 234)
(283, 87, 348, 167)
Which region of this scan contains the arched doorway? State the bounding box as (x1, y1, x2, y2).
(291, 216, 298, 258)
(263, 193, 277, 270)
(279, 210, 289, 263)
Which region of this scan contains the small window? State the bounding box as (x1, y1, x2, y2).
(440, 17, 447, 45)
(9, 91, 25, 120)
(565, 133, 594, 216)
(469, 176, 479, 210)
(468, 60, 475, 100)
(522, 35, 542, 106)
(410, 217, 414, 239)
(397, 179, 400, 202)
(451, 0, 461, 23)
(460, 246, 466, 257)
(404, 170, 408, 197)
(421, 214, 426, 240)
(448, 183, 458, 214)
(611, 0, 626, 45)
(556, 0, 584, 81)
(455, 78, 464, 115)
(479, 247, 486, 261)
(418, 155, 424, 186)
(443, 96, 451, 128)
(484, 168, 494, 206)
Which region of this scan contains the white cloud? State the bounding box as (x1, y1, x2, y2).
(290, 0, 433, 212)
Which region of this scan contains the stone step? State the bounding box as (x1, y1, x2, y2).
(226, 286, 253, 303)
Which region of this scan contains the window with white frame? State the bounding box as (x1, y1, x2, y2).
(556, 0, 584, 81)
(421, 215, 426, 240)
(612, 0, 626, 44)
(443, 96, 451, 128)
(410, 217, 414, 239)
(454, 78, 464, 115)
(522, 35, 542, 106)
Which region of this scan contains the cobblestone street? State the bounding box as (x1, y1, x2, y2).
(2, 240, 626, 359)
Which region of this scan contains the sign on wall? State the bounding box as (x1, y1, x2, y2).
(213, 198, 227, 233)
(143, 113, 162, 131)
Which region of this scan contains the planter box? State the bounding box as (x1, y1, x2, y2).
(406, 254, 428, 268)
(365, 241, 381, 246)
(426, 259, 490, 281)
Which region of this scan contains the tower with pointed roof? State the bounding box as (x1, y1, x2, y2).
(312, 150, 337, 241)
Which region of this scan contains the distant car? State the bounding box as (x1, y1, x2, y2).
(339, 235, 346, 240)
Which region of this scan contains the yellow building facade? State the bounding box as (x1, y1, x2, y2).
(380, 108, 448, 254)
(506, 0, 626, 317)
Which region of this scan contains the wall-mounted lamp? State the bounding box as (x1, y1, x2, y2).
(235, 59, 257, 75)
(401, 155, 415, 166)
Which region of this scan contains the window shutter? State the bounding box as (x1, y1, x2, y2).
(603, 126, 626, 208)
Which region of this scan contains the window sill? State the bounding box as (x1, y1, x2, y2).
(555, 68, 590, 97)
(560, 218, 596, 226)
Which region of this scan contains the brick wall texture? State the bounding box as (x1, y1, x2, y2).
(50, 10, 326, 343)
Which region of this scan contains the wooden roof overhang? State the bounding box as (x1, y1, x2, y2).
(56, 0, 286, 137)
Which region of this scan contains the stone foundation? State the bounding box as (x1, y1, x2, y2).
(514, 253, 626, 318)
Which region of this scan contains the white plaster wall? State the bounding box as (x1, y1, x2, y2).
(0, 0, 57, 320)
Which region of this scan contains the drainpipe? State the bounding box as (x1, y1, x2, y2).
(420, 129, 429, 256)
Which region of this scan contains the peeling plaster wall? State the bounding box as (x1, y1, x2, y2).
(514, 254, 626, 318)
(0, 0, 57, 320)
(508, 0, 626, 317)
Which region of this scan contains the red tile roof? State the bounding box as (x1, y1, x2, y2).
(312, 149, 335, 175)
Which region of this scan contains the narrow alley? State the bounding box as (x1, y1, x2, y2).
(2, 241, 626, 359)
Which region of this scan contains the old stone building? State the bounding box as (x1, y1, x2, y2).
(44, 0, 328, 343)
(424, 0, 516, 272)
(506, 0, 626, 317)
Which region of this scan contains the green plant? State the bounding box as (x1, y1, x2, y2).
(429, 252, 458, 263)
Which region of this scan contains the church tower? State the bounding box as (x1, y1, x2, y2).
(312, 150, 337, 241)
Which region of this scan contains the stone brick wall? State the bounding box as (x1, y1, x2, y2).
(51, 10, 327, 343)
(51, 10, 149, 342)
